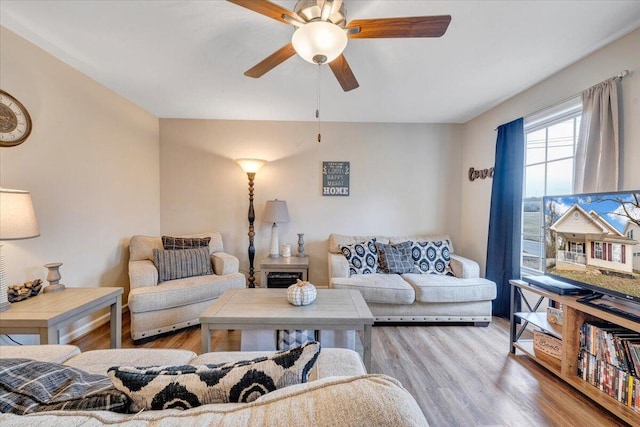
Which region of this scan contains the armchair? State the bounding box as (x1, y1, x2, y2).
(128, 232, 246, 341)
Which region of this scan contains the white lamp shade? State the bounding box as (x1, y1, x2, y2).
(292, 21, 348, 64)
(263, 200, 290, 224)
(0, 188, 40, 240)
(235, 158, 267, 174)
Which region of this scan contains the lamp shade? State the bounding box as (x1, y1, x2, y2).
(0, 188, 40, 240)
(292, 21, 348, 64)
(263, 200, 290, 224)
(235, 158, 267, 174)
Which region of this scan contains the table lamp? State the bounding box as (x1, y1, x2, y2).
(263, 200, 290, 258)
(0, 188, 40, 312)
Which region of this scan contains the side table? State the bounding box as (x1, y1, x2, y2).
(260, 256, 309, 288)
(0, 287, 122, 348)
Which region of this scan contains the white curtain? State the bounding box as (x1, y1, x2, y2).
(573, 78, 620, 193)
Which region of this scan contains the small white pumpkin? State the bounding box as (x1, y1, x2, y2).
(287, 279, 317, 306)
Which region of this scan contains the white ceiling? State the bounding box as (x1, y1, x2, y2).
(2, 1, 639, 123)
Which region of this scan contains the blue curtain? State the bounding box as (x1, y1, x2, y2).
(486, 118, 525, 318)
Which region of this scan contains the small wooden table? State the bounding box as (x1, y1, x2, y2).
(200, 288, 375, 371)
(0, 287, 123, 348)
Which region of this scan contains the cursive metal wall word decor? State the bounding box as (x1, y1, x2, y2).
(468, 167, 494, 182)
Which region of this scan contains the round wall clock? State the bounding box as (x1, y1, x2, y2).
(0, 89, 33, 147)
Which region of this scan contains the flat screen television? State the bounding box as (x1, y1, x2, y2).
(542, 190, 640, 304)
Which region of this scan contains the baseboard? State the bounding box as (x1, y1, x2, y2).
(59, 303, 129, 344)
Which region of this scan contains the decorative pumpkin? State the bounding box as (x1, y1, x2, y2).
(287, 280, 317, 306)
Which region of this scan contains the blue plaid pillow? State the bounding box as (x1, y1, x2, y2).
(340, 238, 378, 275)
(375, 241, 419, 274)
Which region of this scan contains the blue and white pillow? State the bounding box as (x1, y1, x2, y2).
(340, 238, 378, 275)
(410, 240, 453, 275)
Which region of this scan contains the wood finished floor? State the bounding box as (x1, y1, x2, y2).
(71, 314, 628, 427)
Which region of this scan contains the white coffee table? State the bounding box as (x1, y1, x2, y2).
(200, 288, 375, 371)
(0, 287, 122, 347)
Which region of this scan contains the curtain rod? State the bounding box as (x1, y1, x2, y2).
(494, 69, 631, 130)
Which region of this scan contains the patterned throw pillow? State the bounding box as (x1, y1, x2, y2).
(161, 236, 211, 250)
(153, 247, 213, 283)
(409, 240, 453, 275)
(108, 341, 321, 412)
(0, 359, 128, 414)
(340, 238, 378, 275)
(375, 241, 419, 274)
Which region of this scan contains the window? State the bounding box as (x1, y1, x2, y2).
(594, 242, 603, 260)
(628, 230, 634, 239)
(521, 98, 582, 274)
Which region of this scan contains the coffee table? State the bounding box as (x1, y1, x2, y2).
(0, 287, 122, 347)
(200, 288, 375, 371)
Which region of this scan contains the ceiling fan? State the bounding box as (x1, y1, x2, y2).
(228, 0, 451, 91)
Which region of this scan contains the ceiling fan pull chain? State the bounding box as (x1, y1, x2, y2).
(317, 63, 321, 142)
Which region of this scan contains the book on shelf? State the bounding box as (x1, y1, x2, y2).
(579, 321, 640, 413)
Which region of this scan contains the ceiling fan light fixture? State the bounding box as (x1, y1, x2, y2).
(292, 21, 347, 64)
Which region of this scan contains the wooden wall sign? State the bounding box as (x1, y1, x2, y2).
(322, 161, 350, 196)
(468, 167, 494, 182)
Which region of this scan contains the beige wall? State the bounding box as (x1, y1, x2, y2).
(159, 119, 463, 286)
(0, 27, 160, 343)
(459, 28, 640, 275)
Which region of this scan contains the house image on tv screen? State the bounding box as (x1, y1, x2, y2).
(549, 204, 637, 275)
(623, 221, 640, 272)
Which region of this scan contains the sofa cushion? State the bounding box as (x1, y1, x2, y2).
(328, 234, 390, 254)
(340, 238, 378, 275)
(409, 239, 453, 275)
(64, 349, 197, 376)
(162, 236, 211, 250)
(375, 241, 419, 274)
(130, 232, 225, 262)
(0, 345, 80, 364)
(153, 247, 214, 283)
(108, 342, 320, 411)
(331, 274, 415, 304)
(128, 273, 245, 313)
(402, 274, 497, 303)
(0, 359, 128, 414)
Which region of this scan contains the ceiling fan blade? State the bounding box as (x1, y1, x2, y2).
(347, 15, 452, 38)
(244, 44, 297, 78)
(227, 0, 300, 25)
(328, 54, 359, 92)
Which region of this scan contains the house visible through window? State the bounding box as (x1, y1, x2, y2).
(521, 97, 582, 274)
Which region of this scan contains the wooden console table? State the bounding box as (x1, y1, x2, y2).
(0, 287, 122, 348)
(509, 279, 640, 425)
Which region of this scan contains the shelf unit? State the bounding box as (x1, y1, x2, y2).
(509, 279, 640, 425)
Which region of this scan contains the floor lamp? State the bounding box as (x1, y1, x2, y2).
(235, 159, 267, 288)
(0, 188, 40, 312)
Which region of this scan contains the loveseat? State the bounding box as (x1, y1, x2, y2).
(0, 344, 428, 426)
(128, 232, 246, 341)
(328, 233, 497, 325)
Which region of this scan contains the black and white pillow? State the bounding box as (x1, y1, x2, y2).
(108, 341, 321, 412)
(375, 241, 419, 274)
(410, 240, 453, 275)
(153, 247, 213, 282)
(0, 359, 128, 414)
(340, 238, 378, 275)
(161, 236, 211, 250)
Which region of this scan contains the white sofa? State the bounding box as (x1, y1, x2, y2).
(328, 234, 497, 325)
(0, 345, 428, 426)
(128, 232, 246, 341)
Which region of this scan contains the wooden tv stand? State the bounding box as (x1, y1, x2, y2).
(509, 279, 640, 425)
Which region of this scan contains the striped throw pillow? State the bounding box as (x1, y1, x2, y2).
(153, 247, 213, 282)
